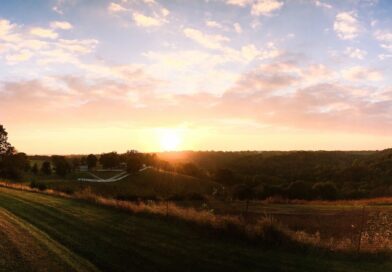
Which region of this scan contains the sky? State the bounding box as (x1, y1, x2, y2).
(0, 0, 392, 154)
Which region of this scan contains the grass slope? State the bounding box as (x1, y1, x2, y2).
(1, 187, 392, 272)
(38, 168, 217, 199)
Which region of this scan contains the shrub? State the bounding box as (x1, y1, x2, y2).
(286, 181, 312, 200)
(188, 193, 206, 201)
(312, 181, 338, 200)
(30, 181, 47, 191)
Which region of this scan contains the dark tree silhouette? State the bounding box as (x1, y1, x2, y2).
(31, 163, 38, 174)
(0, 125, 24, 179)
(51, 156, 70, 177)
(0, 125, 14, 157)
(100, 152, 120, 169)
(124, 150, 143, 173)
(86, 154, 98, 169)
(41, 161, 52, 175)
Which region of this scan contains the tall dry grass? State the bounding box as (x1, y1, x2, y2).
(263, 195, 392, 206)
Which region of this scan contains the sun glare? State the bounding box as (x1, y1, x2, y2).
(159, 129, 181, 151)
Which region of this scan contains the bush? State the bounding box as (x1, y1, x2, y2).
(167, 194, 185, 201)
(187, 193, 206, 201)
(116, 194, 158, 202)
(312, 181, 338, 200)
(286, 181, 312, 200)
(30, 181, 47, 191)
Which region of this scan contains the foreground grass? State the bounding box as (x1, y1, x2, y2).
(1, 187, 392, 271)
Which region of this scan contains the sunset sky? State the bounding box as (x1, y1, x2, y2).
(1, 0, 392, 154)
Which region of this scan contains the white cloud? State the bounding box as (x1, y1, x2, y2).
(378, 54, 392, 60)
(108, 2, 127, 13)
(233, 23, 242, 33)
(251, 0, 284, 16)
(313, 0, 332, 9)
(225, 0, 283, 16)
(161, 8, 170, 17)
(50, 21, 73, 30)
(5, 49, 33, 64)
(240, 44, 260, 61)
(109, 0, 169, 27)
(30, 27, 58, 39)
(334, 11, 360, 40)
(0, 19, 20, 42)
(226, 0, 252, 7)
(0, 19, 14, 37)
(344, 47, 367, 59)
(0, 18, 99, 67)
(206, 20, 222, 29)
(132, 12, 164, 27)
(374, 30, 392, 51)
(56, 39, 98, 54)
(183, 28, 230, 50)
(341, 66, 383, 81)
(240, 43, 280, 61)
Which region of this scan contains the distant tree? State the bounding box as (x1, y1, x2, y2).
(312, 182, 338, 200)
(70, 157, 81, 172)
(232, 178, 260, 216)
(41, 161, 52, 175)
(51, 156, 70, 177)
(157, 159, 174, 171)
(214, 168, 238, 186)
(178, 162, 204, 178)
(0, 125, 14, 157)
(144, 153, 158, 167)
(124, 150, 143, 173)
(0, 152, 28, 179)
(86, 154, 97, 169)
(99, 152, 120, 169)
(80, 156, 87, 165)
(0, 125, 24, 179)
(286, 181, 312, 200)
(31, 163, 38, 174)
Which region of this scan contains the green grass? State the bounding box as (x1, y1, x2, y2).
(29, 168, 217, 199)
(1, 186, 392, 271)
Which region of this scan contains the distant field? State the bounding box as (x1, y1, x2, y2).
(26, 168, 217, 199)
(1, 186, 392, 272)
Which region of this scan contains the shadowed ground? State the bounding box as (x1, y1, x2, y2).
(1, 186, 392, 272)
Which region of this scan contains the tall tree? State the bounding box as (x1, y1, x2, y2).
(86, 154, 97, 169)
(51, 156, 71, 177)
(0, 125, 14, 157)
(41, 161, 52, 175)
(124, 150, 143, 173)
(0, 125, 25, 179)
(99, 152, 120, 169)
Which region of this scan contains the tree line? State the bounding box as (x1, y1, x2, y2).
(4, 123, 392, 201)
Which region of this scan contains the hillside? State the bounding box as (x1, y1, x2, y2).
(1, 186, 391, 272)
(39, 168, 218, 200)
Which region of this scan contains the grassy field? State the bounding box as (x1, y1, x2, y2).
(26, 168, 217, 199)
(2, 186, 392, 271)
(18, 167, 392, 252)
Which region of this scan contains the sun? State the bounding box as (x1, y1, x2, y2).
(159, 129, 181, 151)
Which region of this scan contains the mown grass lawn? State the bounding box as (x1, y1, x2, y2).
(24, 168, 216, 199)
(1, 186, 392, 272)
